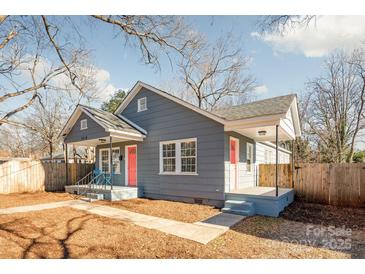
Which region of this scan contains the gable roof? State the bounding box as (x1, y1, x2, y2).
(80, 105, 146, 135)
(59, 104, 146, 139)
(212, 94, 297, 121)
(113, 81, 301, 137)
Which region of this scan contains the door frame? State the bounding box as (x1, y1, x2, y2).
(125, 144, 137, 186)
(229, 136, 239, 191)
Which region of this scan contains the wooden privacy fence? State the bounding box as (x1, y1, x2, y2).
(259, 163, 365, 208)
(0, 160, 93, 193)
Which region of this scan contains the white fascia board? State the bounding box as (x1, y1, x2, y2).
(58, 106, 83, 139)
(224, 114, 284, 131)
(107, 128, 145, 138)
(279, 118, 296, 140)
(117, 114, 148, 135)
(289, 97, 302, 137)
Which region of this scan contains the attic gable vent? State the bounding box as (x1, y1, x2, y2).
(80, 119, 88, 130)
(137, 97, 147, 112)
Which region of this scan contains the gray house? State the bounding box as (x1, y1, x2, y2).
(61, 81, 301, 217)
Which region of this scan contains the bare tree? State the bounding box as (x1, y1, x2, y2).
(178, 34, 256, 110)
(25, 95, 66, 159)
(303, 50, 365, 163)
(258, 15, 317, 34)
(0, 126, 33, 157)
(0, 15, 200, 128)
(91, 16, 200, 67)
(0, 16, 96, 128)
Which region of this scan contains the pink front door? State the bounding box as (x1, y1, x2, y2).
(128, 146, 137, 186)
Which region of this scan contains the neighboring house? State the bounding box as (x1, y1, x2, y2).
(0, 157, 32, 164)
(60, 81, 301, 208)
(41, 150, 93, 163)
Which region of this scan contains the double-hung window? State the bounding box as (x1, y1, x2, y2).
(99, 148, 120, 174)
(160, 138, 197, 175)
(162, 143, 176, 172)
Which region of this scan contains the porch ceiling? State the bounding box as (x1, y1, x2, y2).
(224, 116, 296, 141)
(66, 134, 142, 147)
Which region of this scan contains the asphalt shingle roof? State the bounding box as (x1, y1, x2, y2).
(212, 94, 296, 121)
(80, 105, 145, 135)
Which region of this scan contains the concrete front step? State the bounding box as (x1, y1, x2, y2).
(221, 207, 255, 216)
(222, 200, 255, 216)
(224, 200, 254, 210)
(86, 193, 104, 200)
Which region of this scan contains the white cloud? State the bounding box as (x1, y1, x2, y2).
(92, 69, 117, 101)
(18, 55, 117, 102)
(252, 16, 365, 57)
(253, 84, 268, 95)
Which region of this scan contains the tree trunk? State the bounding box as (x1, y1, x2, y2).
(49, 142, 53, 160)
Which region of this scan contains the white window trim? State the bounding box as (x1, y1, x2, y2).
(125, 144, 137, 186)
(80, 119, 87, 130)
(246, 143, 254, 173)
(99, 147, 120, 174)
(159, 137, 198, 175)
(137, 97, 147, 112)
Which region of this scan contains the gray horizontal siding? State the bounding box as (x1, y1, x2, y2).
(120, 87, 225, 201)
(65, 112, 109, 143)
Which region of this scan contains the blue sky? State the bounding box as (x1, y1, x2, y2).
(3, 16, 365, 114)
(79, 16, 326, 102)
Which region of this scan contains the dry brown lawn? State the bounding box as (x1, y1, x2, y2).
(0, 192, 78, 209)
(0, 201, 363, 258)
(0, 193, 363, 258)
(96, 198, 220, 223)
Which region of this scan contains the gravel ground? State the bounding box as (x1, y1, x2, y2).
(0, 192, 78, 209)
(96, 198, 220, 223)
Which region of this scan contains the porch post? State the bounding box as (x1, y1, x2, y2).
(291, 139, 295, 188)
(275, 125, 279, 197)
(110, 136, 113, 190)
(64, 143, 69, 185)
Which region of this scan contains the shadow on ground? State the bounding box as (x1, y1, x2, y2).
(0, 210, 127, 258)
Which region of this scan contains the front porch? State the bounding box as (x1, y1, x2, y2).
(224, 186, 294, 217)
(59, 105, 147, 201)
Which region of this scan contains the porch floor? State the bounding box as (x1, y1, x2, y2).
(224, 186, 294, 217)
(228, 186, 292, 198)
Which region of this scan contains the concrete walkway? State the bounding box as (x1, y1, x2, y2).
(0, 200, 245, 244)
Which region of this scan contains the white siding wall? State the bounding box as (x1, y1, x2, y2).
(224, 161, 257, 192)
(256, 142, 291, 164)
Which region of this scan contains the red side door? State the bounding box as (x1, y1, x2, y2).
(230, 139, 237, 164)
(230, 139, 237, 189)
(128, 146, 137, 186)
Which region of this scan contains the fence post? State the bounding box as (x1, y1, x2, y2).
(65, 143, 69, 185)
